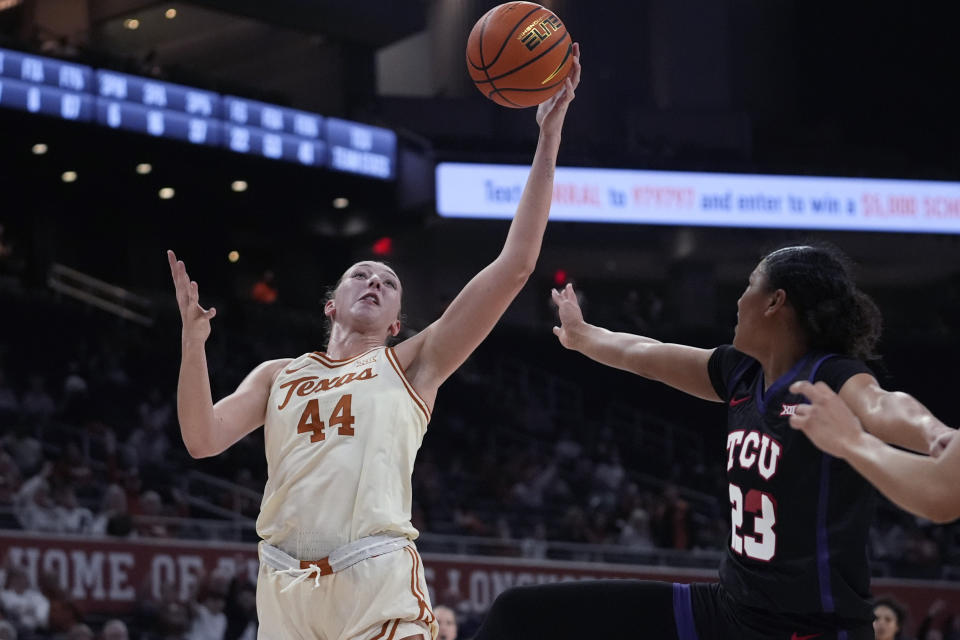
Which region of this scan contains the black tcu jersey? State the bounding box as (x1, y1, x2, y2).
(707, 346, 876, 624)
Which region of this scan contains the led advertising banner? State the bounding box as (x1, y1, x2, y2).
(0, 47, 395, 179)
(436, 163, 960, 233)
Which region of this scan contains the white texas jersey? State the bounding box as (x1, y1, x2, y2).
(256, 346, 431, 557)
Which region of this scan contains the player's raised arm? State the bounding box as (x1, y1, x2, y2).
(551, 282, 720, 402)
(397, 44, 581, 393)
(168, 250, 288, 458)
(790, 380, 960, 523)
(832, 373, 954, 454)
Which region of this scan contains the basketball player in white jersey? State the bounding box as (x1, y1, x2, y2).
(167, 45, 580, 640)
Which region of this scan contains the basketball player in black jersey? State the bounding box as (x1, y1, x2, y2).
(471, 245, 952, 640)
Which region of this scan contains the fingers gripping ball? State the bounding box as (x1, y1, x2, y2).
(466, 2, 574, 108)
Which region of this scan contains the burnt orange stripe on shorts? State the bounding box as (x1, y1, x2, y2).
(386, 348, 431, 421)
(404, 546, 435, 625)
(369, 619, 400, 640)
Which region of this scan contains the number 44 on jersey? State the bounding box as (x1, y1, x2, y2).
(297, 394, 356, 442)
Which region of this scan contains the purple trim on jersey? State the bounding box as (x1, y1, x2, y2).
(672, 583, 700, 640)
(816, 451, 836, 613)
(808, 354, 837, 387)
(755, 354, 811, 414)
(811, 354, 840, 614)
(839, 631, 849, 640)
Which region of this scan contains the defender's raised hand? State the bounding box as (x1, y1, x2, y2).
(167, 250, 217, 343)
(551, 283, 586, 350)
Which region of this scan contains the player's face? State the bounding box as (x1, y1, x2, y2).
(328, 261, 403, 336)
(873, 605, 899, 640)
(732, 264, 771, 353)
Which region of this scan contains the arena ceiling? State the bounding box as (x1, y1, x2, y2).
(22, 0, 431, 112)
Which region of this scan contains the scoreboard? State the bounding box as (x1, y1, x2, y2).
(0, 47, 396, 180)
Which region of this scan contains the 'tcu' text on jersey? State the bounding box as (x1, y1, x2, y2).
(726, 430, 782, 481)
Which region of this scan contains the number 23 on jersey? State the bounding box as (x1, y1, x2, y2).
(296, 394, 356, 442)
(729, 483, 777, 561)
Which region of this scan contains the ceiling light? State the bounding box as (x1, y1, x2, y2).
(123, 18, 140, 30)
(228, 250, 239, 263)
(136, 163, 152, 175)
(332, 197, 349, 209)
(231, 180, 248, 192)
(31, 143, 47, 155)
(61, 171, 77, 183)
(159, 187, 175, 200)
(165, 8, 177, 19)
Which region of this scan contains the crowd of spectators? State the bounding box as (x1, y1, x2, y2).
(0, 278, 958, 637)
(0, 560, 257, 640)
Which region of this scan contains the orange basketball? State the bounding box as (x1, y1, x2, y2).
(466, 2, 574, 108)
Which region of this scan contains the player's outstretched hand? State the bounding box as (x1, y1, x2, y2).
(551, 282, 586, 350)
(536, 42, 581, 137)
(167, 250, 217, 344)
(788, 380, 865, 459)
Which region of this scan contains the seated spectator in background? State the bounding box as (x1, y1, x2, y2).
(250, 270, 277, 304)
(0, 620, 15, 640)
(38, 568, 83, 635)
(0, 369, 19, 422)
(52, 441, 94, 490)
(0, 451, 21, 507)
(90, 484, 133, 537)
(902, 528, 942, 579)
(187, 573, 229, 640)
(873, 597, 906, 640)
(0, 566, 50, 633)
(618, 507, 654, 550)
(138, 387, 173, 432)
(101, 618, 130, 640)
(61, 361, 90, 423)
(66, 622, 95, 640)
(559, 506, 591, 544)
(554, 429, 581, 461)
(135, 491, 170, 538)
(54, 485, 94, 534)
(593, 448, 625, 493)
(126, 413, 172, 472)
(435, 605, 458, 640)
(520, 522, 548, 560)
(916, 599, 953, 640)
(13, 464, 60, 532)
(4, 424, 42, 477)
(158, 600, 191, 640)
(102, 352, 131, 391)
(136, 581, 191, 640)
(652, 485, 692, 550)
(0, 223, 10, 262)
(453, 504, 492, 537)
(21, 375, 56, 422)
(223, 579, 256, 640)
(121, 468, 143, 516)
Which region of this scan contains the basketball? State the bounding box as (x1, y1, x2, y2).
(466, 2, 574, 108)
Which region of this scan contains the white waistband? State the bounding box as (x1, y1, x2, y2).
(260, 534, 412, 574)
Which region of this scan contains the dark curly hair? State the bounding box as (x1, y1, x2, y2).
(872, 596, 906, 637)
(760, 244, 882, 361)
